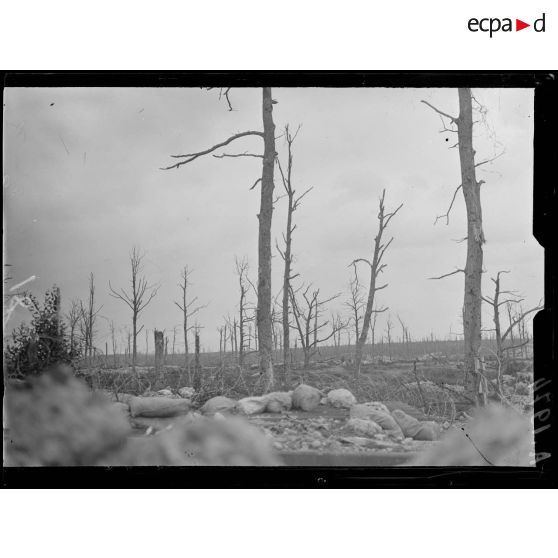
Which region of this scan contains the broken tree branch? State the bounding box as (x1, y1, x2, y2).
(434, 184, 462, 225)
(161, 131, 264, 170)
(429, 268, 465, 280)
(421, 100, 458, 123)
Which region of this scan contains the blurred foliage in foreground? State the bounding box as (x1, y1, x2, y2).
(4, 286, 81, 379)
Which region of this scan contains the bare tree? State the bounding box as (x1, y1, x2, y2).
(351, 189, 402, 375)
(65, 298, 82, 357)
(217, 325, 225, 365)
(174, 266, 206, 377)
(289, 284, 344, 368)
(109, 247, 159, 371)
(110, 320, 118, 368)
(79, 273, 103, 366)
(235, 256, 252, 366)
(385, 316, 394, 361)
(330, 312, 344, 354)
(162, 87, 277, 391)
(397, 314, 412, 359)
(482, 271, 542, 373)
(423, 89, 503, 404)
(172, 325, 178, 359)
(276, 124, 312, 383)
(345, 264, 366, 350)
(369, 309, 379, 360)
(223, 314, 236, 361)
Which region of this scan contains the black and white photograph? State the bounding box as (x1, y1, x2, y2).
(1, 80, 549, 472)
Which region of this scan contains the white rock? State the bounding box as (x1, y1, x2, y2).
(350, 403, 403, 438)
(236, 396, 268, 416)
(128, 396, 192, 418)
(264, 392, 292, 413)
(391, 409, 423, 438)
(157, 389, 173, 396)
(291, 384, 321, 411)
(347, 418, 382, 437)
(200, 396, 237, 416)
(327, 388, 357, 409)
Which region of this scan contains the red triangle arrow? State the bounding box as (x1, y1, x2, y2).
(516, 19, 530, 31)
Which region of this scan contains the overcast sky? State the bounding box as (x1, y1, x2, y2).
(3, 87, 542, 352)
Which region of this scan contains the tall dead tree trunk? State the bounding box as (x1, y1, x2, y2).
(110, 321, 117, 368)
(162, 87, 277, 392)
(422, 89, 499, 404)
(174, 266, 205, 378)
(482, 270, 510, 367)
(235, 257, 250, 367)
(79, 273, 102, 367)
(276, 125, 311, 384)
(193, 329, 201, 392)
(457, 89, 485, 404)
(352, 190, 402, 375)
(386, 316, 393, 361)
(258, 87, 276, 390)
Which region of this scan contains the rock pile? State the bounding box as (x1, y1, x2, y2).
(4, 366, 280, 466)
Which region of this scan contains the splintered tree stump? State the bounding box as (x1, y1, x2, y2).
(154, 330, 164, 373)
(193, 330, 201, 392)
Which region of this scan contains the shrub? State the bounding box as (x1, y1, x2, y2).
(4, 287, 80, 378)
